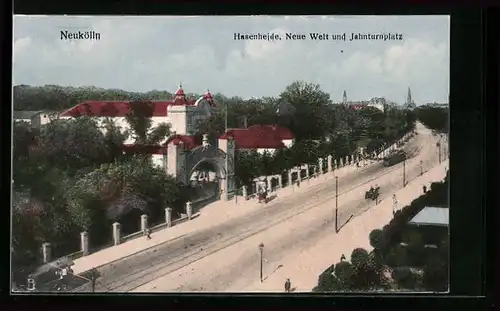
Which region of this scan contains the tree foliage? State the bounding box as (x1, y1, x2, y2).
(415, 106, 448, 133)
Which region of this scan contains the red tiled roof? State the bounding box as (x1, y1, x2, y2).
(219, 126, 290, 149)
(349, 104, 367, 110)
(59, 92, 216, 118)
(165, 134, 202, 150)
(121, 144, 167, 155)
(247, 125, 295, 140)
(59, 101, 190, 118)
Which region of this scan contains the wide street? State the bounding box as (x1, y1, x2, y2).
(87, 123, 445, 293)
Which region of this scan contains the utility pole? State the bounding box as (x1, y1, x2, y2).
(259, 243, 264, 282)
(402, 157, 406, 188)
(335, 176, 339, 233)
(437, 141, 442, 164)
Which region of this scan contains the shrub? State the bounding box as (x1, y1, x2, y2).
(351, 248, 370, 270)
(391, 266, 417, 289)
(334, 261, 354, 286)
(369, 229, 386, 250)
(385, 244, 408, 267)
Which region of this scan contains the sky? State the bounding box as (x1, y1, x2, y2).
(13, 15, 449, 105)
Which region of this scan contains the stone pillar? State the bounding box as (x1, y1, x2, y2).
(297, 169, 302, 182)
(140, 214, 148, 233)
(278, 175, 282, 188)
(318, 158, 324, 175)
(80, 231, 89, 256)
(339, 157, 343, 167)
(242, 185, 248, 199)
(267, 177, 272, 192)
(345, 156, 349, 166)
(112, 222, 121, 246)
(327, 155, 333, 172)
(334, 159, 338, 170)
(42, 242, 51, 263)
(305, 165, 310, 178)
(186, 201, 193, 220)
(165, 208, 172, 227)
(288, 170, 293, 187)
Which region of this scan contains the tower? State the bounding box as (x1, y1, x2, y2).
(406, 86, 416, 109)
(342, 90, 348, 105)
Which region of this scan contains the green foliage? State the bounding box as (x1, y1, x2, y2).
(385, 244, 408, 267)
(391, 267, 417, 289)
(415, 106, 448, 133)
(369, 229, 386, 250)
(334, 261, 354, 286)
(350, 248, 370, 270)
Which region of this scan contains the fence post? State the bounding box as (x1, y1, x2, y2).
(140, 214, 148, 234)
(112, 222, 121, 246)
(42, 242, 51, 263)
(165, 208, 172, 227)
(80, 231, 89, 256)
(186, 202, 192, 220)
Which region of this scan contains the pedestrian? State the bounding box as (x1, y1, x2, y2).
(90, 268, 97, 292)
(423, 185, 427, 193)
(340, 254, 346, 261)
(284, 278, 291, 293)
(297, 179, 300, 187)
(146, 228, 152, 240)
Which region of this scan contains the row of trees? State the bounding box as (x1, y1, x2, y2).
(313, 171, 449, 292)
(12, 81, 415, 278)
(414, 105, 448, 133)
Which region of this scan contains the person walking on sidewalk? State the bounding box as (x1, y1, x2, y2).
(90, 268, 98, 292)
(423, 185, 427, 194)
(340, 254, 346, 261)
(146, 228, 152, 240)
(284, 278, 291, 293)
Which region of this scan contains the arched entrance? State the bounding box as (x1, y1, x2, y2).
(166, 136, 235, 201)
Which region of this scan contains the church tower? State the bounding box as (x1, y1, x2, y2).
(342, 90, 347, 105)
(406, 86, 416, 109)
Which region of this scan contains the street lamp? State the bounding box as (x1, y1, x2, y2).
(436, 141, 441, 164)
(259, 243, 264, 282)
(402, 156, 406, 188)
(335, 176, 339, 233)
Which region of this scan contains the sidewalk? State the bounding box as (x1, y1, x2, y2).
(241, 160, 448, 292)
(72, 162, 363, 275)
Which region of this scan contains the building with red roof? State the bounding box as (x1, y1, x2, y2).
(59, 85, 215, 167)
(219, 124, 295, 154)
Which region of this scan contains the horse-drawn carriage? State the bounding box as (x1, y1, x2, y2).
(365, 186, 380, 201)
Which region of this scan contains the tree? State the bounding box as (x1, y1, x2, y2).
(125, 100, 171, 145)
(369, 229, 386, 250)
(423, 253, 448, 292)
(334, 260, 354, 287)
(385, 244, 408, 267)
(351, 248, 370, 270)
(391, 267, 417, 289)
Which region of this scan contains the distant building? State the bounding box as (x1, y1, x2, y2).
(405, 87, 417, 110)
(424, 102, 449, 108)
(13, 110, 57, 127)
(341, 91, 385, 112)
(408, 206, 449, 227)
(220, 125, 295, 155)
(407, 206, 448, 246)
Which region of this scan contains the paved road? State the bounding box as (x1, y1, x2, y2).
(89, 125, 442, 292)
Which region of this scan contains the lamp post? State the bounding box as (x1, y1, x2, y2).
(335, 176, 339, 233)
(402, 156, 406, 188)
(259, 243, 264, 282)
(420, 160, 423, 176)
(437, 141, 442, 164)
